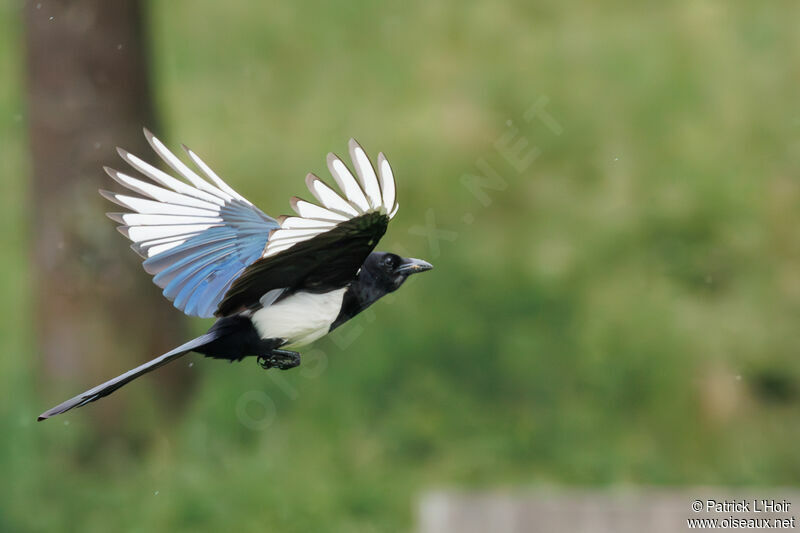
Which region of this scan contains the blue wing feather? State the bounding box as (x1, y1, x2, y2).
(151, 211, 277, 316)
(151, 242, 236, 287)
(142, 229, 237, 274)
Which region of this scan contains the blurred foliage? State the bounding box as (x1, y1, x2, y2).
(2, 0, 800, 531)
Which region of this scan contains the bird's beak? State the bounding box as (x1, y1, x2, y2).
(396, 257, 433, 275)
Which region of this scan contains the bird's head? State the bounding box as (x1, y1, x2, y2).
(363, 251, 433, 292)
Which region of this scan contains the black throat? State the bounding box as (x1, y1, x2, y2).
(330, 267, 390, 331)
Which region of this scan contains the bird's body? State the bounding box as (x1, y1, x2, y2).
(37, 131, 432, 421)
(251, 288, 348, 348)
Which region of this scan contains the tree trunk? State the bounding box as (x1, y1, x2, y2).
(24, 0, 192, 434)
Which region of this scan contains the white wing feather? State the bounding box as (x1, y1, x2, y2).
(102, 131, 257, 259)
(263, 139, 398, 258)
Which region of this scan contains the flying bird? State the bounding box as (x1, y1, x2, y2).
(37, 130, 432, 421)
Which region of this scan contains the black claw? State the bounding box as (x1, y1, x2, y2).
(278, 359, 300, 370)
(257, 351, 301, 371)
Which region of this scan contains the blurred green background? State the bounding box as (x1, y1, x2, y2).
(2, 0, 800, 531)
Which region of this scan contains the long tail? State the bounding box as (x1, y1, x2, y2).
(37, 333, 218, 421)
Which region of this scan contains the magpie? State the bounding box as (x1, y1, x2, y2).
(37, 130, 432, 421)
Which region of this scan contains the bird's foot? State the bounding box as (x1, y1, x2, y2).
(257, 349, 301, 371)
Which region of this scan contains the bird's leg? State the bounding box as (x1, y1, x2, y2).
(257, 349, 301, 371)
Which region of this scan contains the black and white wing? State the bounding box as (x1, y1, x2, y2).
(102, 129, 280, 318)
(215, 139, 399, 316)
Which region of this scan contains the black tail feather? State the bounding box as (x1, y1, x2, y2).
(37, 332, 218, 421)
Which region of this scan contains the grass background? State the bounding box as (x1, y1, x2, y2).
(2, 0, 800, 531)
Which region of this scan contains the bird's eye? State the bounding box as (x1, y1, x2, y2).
(382, 255, 397, 269)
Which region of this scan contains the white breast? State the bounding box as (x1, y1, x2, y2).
(251, 288, 347, 348)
